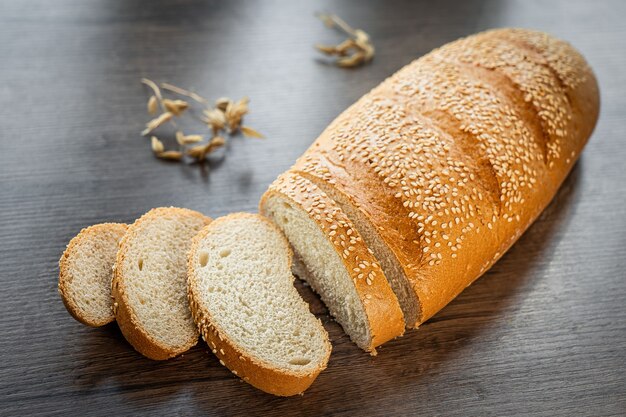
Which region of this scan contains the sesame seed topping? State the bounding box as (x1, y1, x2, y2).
(280, 29, 584, 278)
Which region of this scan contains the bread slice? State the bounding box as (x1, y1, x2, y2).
(112, 207, 211, 360)
(59, 223, 128, 327)
(260, 172, 405, 353)
(187, 213, 331, 396)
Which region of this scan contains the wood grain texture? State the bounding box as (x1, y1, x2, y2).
(0, 0, 624, 415)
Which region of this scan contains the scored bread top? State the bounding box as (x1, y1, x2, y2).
(112, 207, 211, 360)
(187, 213, 331, 396)
(59, 223, 128, 327)
(291, 28, 599, 325)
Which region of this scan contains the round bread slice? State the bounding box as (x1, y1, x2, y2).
(112, 207, 211, 360)
(187, 213, 331, 396)
(260, 172, 405, 354)
(59, 223, 128, 327)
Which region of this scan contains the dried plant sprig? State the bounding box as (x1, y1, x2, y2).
(215, 97, 232, 111)
(317, 12, 357, 35)
(203, 108, 227, 133)
(182, 134, 204, 144)
(210, 135, 226, 148)
(142, 78, 178, 130)
(163, 99, 189, 116)
(175, 131, 185, 146)
(186, 136, 226, 161)
(354, 29, 374, 61)
(142, 112, 173, 136)
(142, 79, 165, 109)
(151, 136, 164, 153)
(225, 97, 249, 132)
(156, 150, 183, 161)
(176, 131, 204, 145)
(161, 83, 209, 105)
(186, 144, 207, 160)
(141, 80, 264, 164)
(315, 13, 374, 68)
(337, 50, 366, 68)
(240, 125, 264, 139)
(147, 96, 158, 115)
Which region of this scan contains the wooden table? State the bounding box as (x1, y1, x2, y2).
(1, 1, 624, 415)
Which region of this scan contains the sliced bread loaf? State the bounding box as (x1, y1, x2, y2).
(112, 207, 211, 360)
(260, 173, 405, 353)
(187, 213, 331, 396)
(290, 28, 599, 327)
(59, 223, 128, 327)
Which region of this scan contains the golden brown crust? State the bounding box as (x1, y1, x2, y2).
(290, 28, 599, 325)
(260, 173, 405, 352)
(112, 207, 211, 360)
(187, 213, 331, 396)
(58, 223, 128, 327)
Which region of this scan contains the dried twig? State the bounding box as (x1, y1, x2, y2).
(156, 150, 183, 161)
(215, 97, 232, 111)
(161, 83, 209, 105)
(176, 131, 204, 145)
(147, 96, 158, 115)
(186, 136, 226, 161)
(151, 136, 164, 153)
(140, 80, 264, 164)
(203, 108, 227, 133)
(142, 78, 178, 130)
(142, 79, 165, 110)
(225, 97, 249, 132)
(315, 13, 374, 67)
(142, 112, 173, 136)
(163, 99, 190, 116)
(240, 125, 264, 139)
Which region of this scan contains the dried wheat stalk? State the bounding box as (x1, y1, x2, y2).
(315, 13, 374, 67)
(140, 79, 264, 164)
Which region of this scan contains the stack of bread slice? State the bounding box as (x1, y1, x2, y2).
(58, 28, 599, 396)
(59, 208, 336, 395)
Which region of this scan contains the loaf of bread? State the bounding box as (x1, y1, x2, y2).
(187, 213, 331, 396)
(59, 223, 127, 327)
(112, 207, 212, 360)
(266, 28, 599, 329)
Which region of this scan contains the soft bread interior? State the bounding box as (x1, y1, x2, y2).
(61, 224, 126, 326)
(297, 173, 420, 326)
(121, 213, 204, 351)
(191, 214, 329, 373)
(262, 195, 371, 350)
(340, 202, 420, 326)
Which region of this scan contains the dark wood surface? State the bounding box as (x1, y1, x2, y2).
(1, 1, 625, 415)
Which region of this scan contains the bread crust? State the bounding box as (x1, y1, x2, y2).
(260, 173, 406, 353)
(112, 207, 211, 360)
(58, 223, 128, 327)
(290, 28, 599, 326)
(187, 213, 331, 396)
